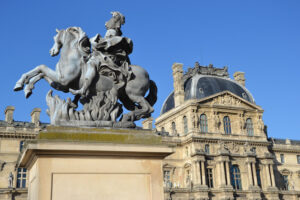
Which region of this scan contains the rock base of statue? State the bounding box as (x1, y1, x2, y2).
(46, 90, 137, 128)
(55, 120, 136, 128)
(18, 126, 173, 200)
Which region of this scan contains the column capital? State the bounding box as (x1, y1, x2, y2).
(260, 159, 273, 165)
(215, 156, 230, 162)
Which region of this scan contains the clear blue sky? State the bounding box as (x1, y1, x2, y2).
(1, 0, 299, 140)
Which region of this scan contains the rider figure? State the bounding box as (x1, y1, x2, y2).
(70, 11, 133, 97)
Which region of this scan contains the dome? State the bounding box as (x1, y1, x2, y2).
(161, 74, 255, 115)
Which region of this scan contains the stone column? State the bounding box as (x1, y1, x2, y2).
(201, 161, 206, 185)
(220, 161, 226, 186)
(252, 163, 258, 186)
(270, 164, 276, 187)
(5, 106, 15, 124)
(192, 162, 197, 185)
(194, 161, 200, 185)
(225, 161, 231, 186)
(31, 108, 41, 127)
(217, 162, 222, 187)
(142, 117, 153, 129)
(264, 164, 271, 187)
(248, 162, 253, 186)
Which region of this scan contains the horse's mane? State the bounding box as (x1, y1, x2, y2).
(65, 27, 91, 55)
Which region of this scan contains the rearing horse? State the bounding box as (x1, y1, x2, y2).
(14, 27, 157, 122)
(14, 27, 90, 98)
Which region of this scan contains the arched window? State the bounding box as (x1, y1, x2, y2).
(230, 165, 242, 190)
(171, 122, 176, 134)
(161, 127, 165, 132)
(183, 116, 188, 134)
(246, 118, 254, 136)
(223, 116, 231, 134)
(200, 114, 208, 133)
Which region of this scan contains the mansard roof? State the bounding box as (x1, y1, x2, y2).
(161, 63, 255, 115)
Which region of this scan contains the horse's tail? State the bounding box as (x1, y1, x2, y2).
(146, 80, 157, 106)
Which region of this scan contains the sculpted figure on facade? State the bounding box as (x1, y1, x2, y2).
(239, 114, 244, 133)
(243, 142, 252, 154)
(218, 140, 230, 154)
(13, 12, 157, 128)
(183, 62, 229, 82)
(192, 111, 199, 129)
(8, 172, 13, 188)
(257, 117, 264, 133)
(214, 113, 221, 132)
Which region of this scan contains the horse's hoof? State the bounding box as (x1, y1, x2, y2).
(13, 83, 23, 91)
(25, 90, 32, 99)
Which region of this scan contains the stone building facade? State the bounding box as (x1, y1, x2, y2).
(0, 107, 41, 200)
(154, 62, 300, 200)
(0, 62, 300, 200)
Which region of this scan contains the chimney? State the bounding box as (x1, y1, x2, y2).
(233, 71, 246, 86)
(172, 63, 184, 107)
(31, 108, 41, 126)
(5, 106, 15, 124)
(142, 117, 153, 129)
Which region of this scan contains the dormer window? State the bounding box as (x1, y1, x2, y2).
(199, 87, 204, 94)
(242, 92, 247, 99)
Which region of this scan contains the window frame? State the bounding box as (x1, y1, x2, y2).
(230, 165, 242, 190)
(16, 168, 27, 188)
(163, 170, 172, 188)
(245, 118, 254, 136)
(297, 155, 300, 164)
(256, 165, 261, 187)
(199, 114, 208, 133)
(280, 154, 285, 164)
(19, 140, 24, 152)
(283, 175, 289, 190)
(206, 168, 214, 188)
(223, 116, 232, 134)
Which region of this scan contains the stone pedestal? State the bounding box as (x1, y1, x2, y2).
(18, 126, 173, 200)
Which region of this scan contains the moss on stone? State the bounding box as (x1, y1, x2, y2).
(37, 126, 162, 145)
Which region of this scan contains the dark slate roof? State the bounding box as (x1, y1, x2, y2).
(161, 74, 255, 114)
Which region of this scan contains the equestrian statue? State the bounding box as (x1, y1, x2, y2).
(13, 12, 157, 128)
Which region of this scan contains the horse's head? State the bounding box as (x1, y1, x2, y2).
(50, 28, 65, 56)
(50, 27, 90, 57)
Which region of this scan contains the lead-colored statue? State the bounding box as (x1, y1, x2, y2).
(14, 12, 157, 128)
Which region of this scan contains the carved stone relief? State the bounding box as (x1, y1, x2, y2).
(211, 94, 242, 107)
